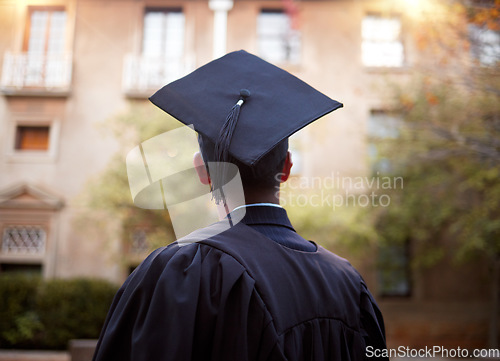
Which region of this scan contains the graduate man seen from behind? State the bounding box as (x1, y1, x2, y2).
(93, 50, 388, 361)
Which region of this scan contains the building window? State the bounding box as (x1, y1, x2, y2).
(15, 125, 50, 151)
(367, 110, 401, 173)
(362, 14, 404, 67)
(0, 184, 63, 277)
(0, 224, 46, 275)
(24, 7, 69, 87)
(257, 9, 300, 64)
(142, 8, 184, 59)
(24, 7, 67, 54)
(378, 240, 411, 297)
(130, 229, 149, 254)
(469, 24, 500, 66)
(2, 225, 46, 255)
(123, 8, 185, 94)
(7, 118, 60, 162)
(1, 6, 71, 92)
(124, 228, 152, 275)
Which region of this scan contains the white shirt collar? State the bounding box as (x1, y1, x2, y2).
(231, 203, 283, 213)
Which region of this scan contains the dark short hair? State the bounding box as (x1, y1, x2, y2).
(198, 135, 288, 190)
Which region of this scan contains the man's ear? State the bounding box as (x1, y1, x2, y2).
(280, 151, 293, 183)
(193, 152, 211, 185)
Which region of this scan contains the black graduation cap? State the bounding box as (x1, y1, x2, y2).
(149, 50, 343, 202)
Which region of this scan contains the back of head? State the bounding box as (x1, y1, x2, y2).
(198, 134, 288, 191)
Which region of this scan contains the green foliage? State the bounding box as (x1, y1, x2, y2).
(0, 274, 41, 348)
(285, 188, 379, 257)
(88, 103, 180, 212)
(100, 102, 182, 149)
(82, 102, 180, 253)
(364, 0, 500, 271)
(6, 312, 44, 346)
(374, 69, 500, 268)
(0, 275, 118, 350)
(36, 278, 118, 349)
(374, 2, 499, 343)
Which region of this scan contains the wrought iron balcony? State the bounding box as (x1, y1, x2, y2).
(1, 52, 72, 96)
(122, 54, 192, 97)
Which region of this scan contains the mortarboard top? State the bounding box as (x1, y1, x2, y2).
(149, 50, 343, 168)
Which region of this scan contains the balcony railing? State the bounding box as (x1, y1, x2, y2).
(1, 52, 72, 95)
(122, 54, 193, 96)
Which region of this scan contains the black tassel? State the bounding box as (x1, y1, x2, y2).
(212, 89, 250, 204)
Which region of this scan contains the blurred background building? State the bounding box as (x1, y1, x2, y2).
(0, 0, 498, 350)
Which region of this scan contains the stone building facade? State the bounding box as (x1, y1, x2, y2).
(0, 0, 495, 349)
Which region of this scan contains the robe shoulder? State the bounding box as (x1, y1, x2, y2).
(93, 234, 281, 361)
(93, 222, 388, 361)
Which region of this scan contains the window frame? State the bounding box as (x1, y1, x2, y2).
(2, 225, 47, 256)
(0, 218, 50, 276)
(122, 6, 187, 96)
(468, 24, 500, 66)
(23, 6, 67, 53)
(1, 5, 72, 95)
(257, 8, 301, 65)
(0, 185, 63, 278)
(366, 109, 402, 174)
(361, 13, 405, 68)
(15, 125, 51, 151)
(377, 238, 412, 298)
(141, 7, 185, 59)
(5, 115, 61, 163)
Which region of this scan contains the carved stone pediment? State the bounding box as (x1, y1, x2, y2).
(0, 183, 64, 210)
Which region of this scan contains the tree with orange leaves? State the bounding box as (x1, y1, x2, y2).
(371, 0, 500, 348)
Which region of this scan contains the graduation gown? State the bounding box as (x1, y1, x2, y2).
(93, 206, 387, 361)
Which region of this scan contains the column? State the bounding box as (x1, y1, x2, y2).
(208, 0, 234, 59)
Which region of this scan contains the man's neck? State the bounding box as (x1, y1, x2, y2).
(216, 186, 281, 219)
(243, 187, 280, 205)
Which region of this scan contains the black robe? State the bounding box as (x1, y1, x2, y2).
(93, 207, 387, 361)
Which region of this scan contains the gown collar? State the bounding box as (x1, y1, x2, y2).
(230, 205, 296, 232)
